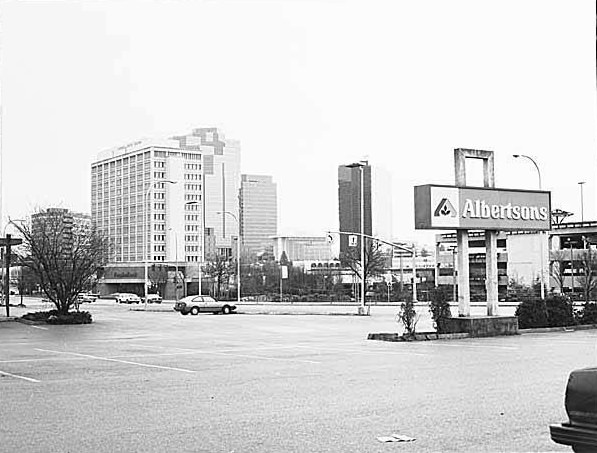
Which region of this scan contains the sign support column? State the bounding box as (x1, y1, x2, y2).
(456, 230, 470, 316)
(486, 231, 498, 315)
(454, 150, 470, 316)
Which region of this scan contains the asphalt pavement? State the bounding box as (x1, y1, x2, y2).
(0, 298, 588, 452)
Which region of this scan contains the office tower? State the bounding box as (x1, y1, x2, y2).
(337, 161, 393, 254)
(91, 128, 240, 267)
(171, 128, 241, 259)
(240, 174, 277, 258)
(32, 208, 91, 240)
(31, 208, 92, 258)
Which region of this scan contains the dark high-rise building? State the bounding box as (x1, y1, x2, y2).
(338, 162, 372, 255)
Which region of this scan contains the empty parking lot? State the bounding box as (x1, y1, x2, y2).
(0, 301, 592, 452)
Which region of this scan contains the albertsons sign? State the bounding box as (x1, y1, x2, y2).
(414, 185, 551, 231)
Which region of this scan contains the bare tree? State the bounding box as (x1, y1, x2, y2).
(14, 211, 110, 314)
(340, 239, 388, 287)
(203, 254, 232, 299)
(577, 249, 597, 302)
(549, 250, 567, 294)
(148, 263, 168, 296)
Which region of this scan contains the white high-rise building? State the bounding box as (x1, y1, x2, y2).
(91, 128, 240, 282)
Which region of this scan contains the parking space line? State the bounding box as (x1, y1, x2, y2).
(295, 345, 429, 356)
(156, 346, 321, 364)
(0, 370, 40, 383)
(35, 348, 195, 373)
(415, 342, 518, 350)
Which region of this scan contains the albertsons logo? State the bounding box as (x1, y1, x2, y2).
(434, 198, 457, 217)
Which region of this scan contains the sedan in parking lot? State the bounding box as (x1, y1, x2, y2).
(144, 294, 163, 304)
(115, 293, 141, 304)
(174, 295, 236, 315)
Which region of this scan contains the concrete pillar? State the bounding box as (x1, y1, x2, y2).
(454, 148, 498, 317)
(457, 230, 470, 316)
(485, 230, 498, 316)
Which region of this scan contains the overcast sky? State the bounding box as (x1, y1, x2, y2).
(1, 0, 595, 245)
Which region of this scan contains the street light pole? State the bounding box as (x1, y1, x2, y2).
(168, 228, 179, 301)
(578, 181, 586, 224)
(346, 161, 367, 315)
(144, 180, 176, 310)
(216, 211, 241, 305)
(513, 154, 545, 300)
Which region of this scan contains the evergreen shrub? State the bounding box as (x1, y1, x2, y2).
(22, 310, 92, 324)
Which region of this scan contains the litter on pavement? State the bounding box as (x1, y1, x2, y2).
(377, 434, 416, 443)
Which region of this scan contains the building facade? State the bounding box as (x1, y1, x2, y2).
(32, 208, 91, 248)
(337, 161, 393, 255)
(435, 231, 509, 301)
(272, 236, 334, 262)
(548, 221, 597, 296)
(91, 128, 240, 296)
(240, 174, 277, 258)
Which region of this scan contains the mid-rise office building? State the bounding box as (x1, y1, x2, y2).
(91, 127, 240, 296)
(240, 174, 277, 258)
(32, 208, 91, 250)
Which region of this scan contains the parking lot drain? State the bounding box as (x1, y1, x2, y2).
(377, 434, 416, 443)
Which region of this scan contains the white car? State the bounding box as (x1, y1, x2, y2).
(116, 293, 141, 304)
(77, 293, 100, 303)
(144, 294, 163, 304)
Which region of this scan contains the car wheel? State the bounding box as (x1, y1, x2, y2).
(181, 311, 189, 316)
(222, 305, 231, 315)
(190, 307, 200, 316)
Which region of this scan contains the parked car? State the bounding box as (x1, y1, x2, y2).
(115, 293, 141, 304)
(144, 294, 163, 304)
(174, 295, 236, 316)
(550, 366, 597, 452)
(77, 293, 100, 303)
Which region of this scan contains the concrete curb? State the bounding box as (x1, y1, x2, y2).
(238, 312, 360, 316)
(368, 332, 471, 342)
(15, 318, 46, 325)
(519, 324, 597, 334)
(0, 316, 17, 322)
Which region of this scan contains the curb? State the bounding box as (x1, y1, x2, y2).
(15, 318, 47, 326)
(367, 332, 471, 342)
(128, 308, 362, 316)
(519, 324, 597, 334)
(0, 316, 17, 322)
(239, 312, 360, 316)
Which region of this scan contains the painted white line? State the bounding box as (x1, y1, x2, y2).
(0, 370, 40, 383)
(30, 325, 49, 330)
(415, 342, 518, 350)
(160, 346, 321, 364)
(204, 351, 321, 364)
(295, 345, 429, 356)
(35, 348, 195, 373)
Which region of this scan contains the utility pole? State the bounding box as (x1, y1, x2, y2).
(1, 234, 22, 317)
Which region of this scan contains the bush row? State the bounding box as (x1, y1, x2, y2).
(515, 295, 597, 329)
(22, 310, 92, 324)
(426, 289, 597, 332)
